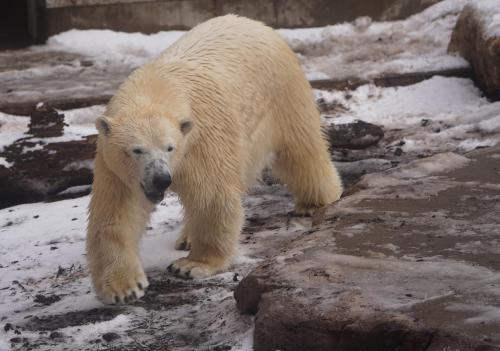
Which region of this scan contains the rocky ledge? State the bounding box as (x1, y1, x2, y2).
(235, 147, 500, 351)
(449, 1, 500, 101)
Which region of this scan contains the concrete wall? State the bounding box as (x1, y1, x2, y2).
(35, 0, 441, 39)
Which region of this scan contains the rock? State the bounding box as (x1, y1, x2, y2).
(80, 60, 94, 67)
(334, 158, 393, 188)
(28, 104, 64, 138)
(102, 332, 120, 342)
(33, 294, 61, 306)
(232, 273, 240, 282)
(235, 148, 500, 351)
(0, 136, 95, 208)
(49, 331, 63, 339)
(381, 0, 442, 21)
(254, 295, 434, 351)
(213, 345, 232, 351)
(449, 3, 500, 101)
(235, 275, 275, 315)
(327, 121, 384, 150)
(316, 97, 348, 114)
(0, 104, 96, 209)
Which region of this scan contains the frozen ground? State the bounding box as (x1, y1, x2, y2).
(1, 78, 500, 349)
(284, 0, 469, 80)
(319, 76, 500, 158)
(1, 1, 500, 350)
(2, 145, 500, 350)
(0, 192, 262, 350)
(0, 0, 470, 108)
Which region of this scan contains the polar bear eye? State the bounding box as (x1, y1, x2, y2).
(132, 148, 144, 155)
(180, 120, 193, 135)
(166, 145, 174, 152)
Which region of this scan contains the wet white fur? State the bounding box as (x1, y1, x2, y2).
(87, 15, 343, 303)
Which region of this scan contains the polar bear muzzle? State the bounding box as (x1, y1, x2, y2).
(140, 159, 172, 203)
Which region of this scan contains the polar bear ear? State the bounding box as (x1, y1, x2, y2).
(180, 119, 193, 135)
(96, 116, 112, 136)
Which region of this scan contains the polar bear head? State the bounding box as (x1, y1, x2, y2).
(95, 69, 193, 203)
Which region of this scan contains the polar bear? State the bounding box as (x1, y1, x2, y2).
(87, 15, 343, 304)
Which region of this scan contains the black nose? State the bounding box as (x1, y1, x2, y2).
(152, 173, 172, 192)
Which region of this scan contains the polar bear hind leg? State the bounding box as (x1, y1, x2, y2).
(272, 105, 343, 215)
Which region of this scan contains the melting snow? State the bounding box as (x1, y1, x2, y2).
(281, 0, 470, 79)
(46, 29, 185, 67)
(0, 192, 257, 349)
(0, 157, 13, 168)
(15, 0, 470, 92)
(469, 0, 500, 38)
(318, 76, 500, 153)
(0, 112, 30, 151)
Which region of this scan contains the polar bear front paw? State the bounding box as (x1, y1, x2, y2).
(294, 202, 321, 217)
(96, 263, 150, 304)
(167, 258, 221, 279)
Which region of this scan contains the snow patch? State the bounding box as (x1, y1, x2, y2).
(478, 114, 500, 132)
(356, 152, 472, 199)
(0, 157, 13, 168)
(47, 29, 185, 66)
(61, 314, 130, 346)
(319, 77, 487, 126)
(56, 184, 92, 196)
(22, 143, 44, 153)
(447, 304, 500, 324)
(392, 152, 471, 179)
(59, 105, 103, 140)
(63, 159, 94, 171)
(0, 112, 30, 151)
(458, 138, 497, 151)
(62, 105, 105, 125)
(469, 0, 500, 38)
(318, 76, 500, 154)
(232, 327, 254, 351)
(281, 0, 469, 79)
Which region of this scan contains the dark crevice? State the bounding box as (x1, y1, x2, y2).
(422, 332, 435, 351)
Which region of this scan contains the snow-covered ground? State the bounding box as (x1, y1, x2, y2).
(0, 192, 263, 350)
(44, 0, 468, 81)
(318, 76, 500, 155)
(0, 0, 471, 106)
(283, 0, 469, 80)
